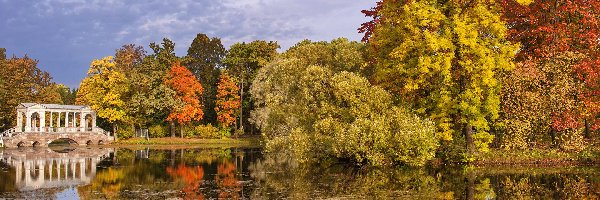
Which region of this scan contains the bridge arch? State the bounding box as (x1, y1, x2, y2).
(32, 141, 41, 147)
(49, 138, 78, 146)
(86, 140, 93, 145)
(16, 141, 25, 148)
(98, 140, 104, 145)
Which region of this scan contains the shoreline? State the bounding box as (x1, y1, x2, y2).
(109, 136, 263, 148)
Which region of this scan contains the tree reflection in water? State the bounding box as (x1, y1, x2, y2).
(216, 160, 241, 199)
(166, 164, 205, 199)
(13, 147, 591, 199)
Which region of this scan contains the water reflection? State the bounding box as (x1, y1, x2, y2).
(0, 147, 112, 191)
(0, 147, 598, 199)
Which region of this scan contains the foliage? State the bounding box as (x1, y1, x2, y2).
(251, 39, 438, 166)
(185, 33, 226, 124)
(163, 62, 204, 125)
(77, 56, 129, 133)
(498, 0, 600, 149)
(148, 124, 169, 138)
(363, 0, 518, 153)
(0, 53, 61, 131)
(127, 39, 181, 127)
(500, 52, 586, 150)
(223, 40, 279, 133)
(182, 124, 219, 138)
(215, 72, 240, 130)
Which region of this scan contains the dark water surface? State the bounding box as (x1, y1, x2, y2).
(0, 146, 598, 199)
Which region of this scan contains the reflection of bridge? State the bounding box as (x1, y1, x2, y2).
(0, 147, 114, 191)
(1, 103, 114, 148)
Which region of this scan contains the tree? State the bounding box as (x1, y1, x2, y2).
(164, 62, 205, 137)
(223, 41, 279, 135)
(362, 0, 518, 154)
(498, 0, 600, 148)
(185, 33, 226, 125)
(77, 56, 129, 137)
(56, 84, 77, 105)
(127, 39, 181, 133)
(0, 53, 59, 131)
(251, 39, 439, 166)
(215, 72, 240, 131)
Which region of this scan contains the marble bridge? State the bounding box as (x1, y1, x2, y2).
(1, 103, 114, 148)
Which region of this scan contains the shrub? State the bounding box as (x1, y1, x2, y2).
(149, 124, 169, 138)
(251, 40, 440, 166)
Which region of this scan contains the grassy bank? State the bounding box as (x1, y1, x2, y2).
(473, 147, 600, 166)
(112, 136, 262, 148)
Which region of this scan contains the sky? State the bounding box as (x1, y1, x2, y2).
(0, 0, 375, 88)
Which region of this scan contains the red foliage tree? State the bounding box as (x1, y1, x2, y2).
(164, 62, 204, 136)
(215, 73, 240, 130)
(499, 0, 600, 131)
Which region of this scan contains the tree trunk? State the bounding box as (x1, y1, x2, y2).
(170, 121, 175, 138)
(465, 172, 475, 200)
(238, 67, 244, 138)
(180, 123, 183, 138)
(550, 128, 557, 148)
(112, 124, 117, 141)
(464, 124, 474, 154)
(584, 119, 591, 139)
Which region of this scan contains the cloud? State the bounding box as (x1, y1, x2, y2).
(0, 0, 375, 88)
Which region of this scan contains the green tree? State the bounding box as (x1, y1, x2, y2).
(223, 40, 279, 135)
(185, 33, 226, 125)
(77, 56, 129, 136)
(364, 0, 518, 154)
(251, 39, 438, 166)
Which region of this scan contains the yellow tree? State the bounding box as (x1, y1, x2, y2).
(363, 0, 518, 154)
(78, 56, 128, 137)
(163, 62, 204, 137)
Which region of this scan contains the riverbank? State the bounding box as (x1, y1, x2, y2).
(111, 136, 262, 148)
(472, 147, 600, 166)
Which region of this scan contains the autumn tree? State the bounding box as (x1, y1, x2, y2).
(499, 0, 600, 148)
(362, 0, 518, 154)
(77, 56, 129, 136)
(127, 39, 181, 133)
(185, 33, 226, 125)
(215, 72, 240, 131)
(164, 62, 205, 137)
(0, 53, 62, 131)
(223, 41, 279, 134)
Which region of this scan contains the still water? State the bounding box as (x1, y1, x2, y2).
(0, 146, 598, 199)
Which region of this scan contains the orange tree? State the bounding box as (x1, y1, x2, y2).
(163, 62, 204, 137)
(215, 73, 240, 134)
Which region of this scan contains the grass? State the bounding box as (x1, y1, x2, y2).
(111, 136, 263, 148)
(473, 147, 600, 166)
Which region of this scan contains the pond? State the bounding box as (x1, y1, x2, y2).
(0, 146, 598, 199)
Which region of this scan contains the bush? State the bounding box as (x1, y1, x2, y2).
(183, 124, 220, 139)
(149, 124, 169, 138)
(252, 40, 440, 167)
(116, 125, 134, 139)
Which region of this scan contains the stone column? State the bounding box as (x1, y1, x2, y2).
(49, 112, 53, 132)
(40, 111, 46, 132)
(56, 112, 61, 130)
(65, 112, 70, 131)
(80, 112, 85, 131)
(16, 111, 22, 132)
(92, 114, 97, 129)
(25, 112, 31, 132)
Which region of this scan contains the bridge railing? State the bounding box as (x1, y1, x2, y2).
(92, 127, 112, 136)
(1, 127, 17, 138)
